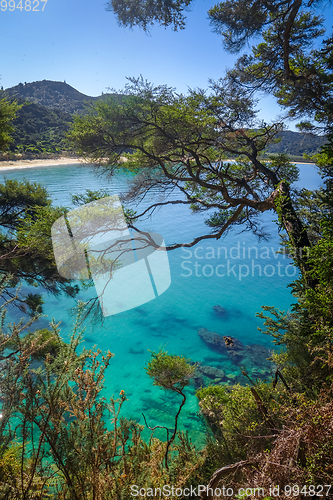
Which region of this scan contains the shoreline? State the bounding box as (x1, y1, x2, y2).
(0, 157, 88, 171)
(0, 156, 315, 171)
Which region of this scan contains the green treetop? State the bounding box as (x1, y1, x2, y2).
(0, 94, 21, 152)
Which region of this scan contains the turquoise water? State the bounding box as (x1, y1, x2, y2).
(0, 162, 322, 445)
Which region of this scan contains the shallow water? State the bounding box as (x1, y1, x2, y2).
(0, 162, 322, 445)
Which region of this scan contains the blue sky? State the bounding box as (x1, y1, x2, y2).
(1, 0, 332, 128)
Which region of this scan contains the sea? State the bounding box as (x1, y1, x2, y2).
(0, 162, 322, 445)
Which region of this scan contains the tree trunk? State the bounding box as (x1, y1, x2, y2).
(274, 180, 316, 286)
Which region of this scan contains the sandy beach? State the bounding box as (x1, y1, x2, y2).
(0, 156, 314, 172)
(0, 157, 88, 171)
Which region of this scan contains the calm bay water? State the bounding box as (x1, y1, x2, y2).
(0, 162, 322, 444)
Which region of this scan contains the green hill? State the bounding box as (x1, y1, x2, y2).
(8, 99, 72, 154)
(2, 80, 114, 154)
(3, 79, 110, 114)
(266, 130, 326, 158)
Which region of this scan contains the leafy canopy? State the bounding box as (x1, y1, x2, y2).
(0, 179, 79, 301)
(106, 0, 333, 131)
(0, 178, 50, 230)
(68, 76, 311, 275)
(106, 0, 192, 31)
(145, 349, 195, 392)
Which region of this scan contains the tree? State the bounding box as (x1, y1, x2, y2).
(70, 0, 333, 283)
(68, 76, 314, 278)
(106, 0, 333, 129)
(0, 179, 50, 230)
(0, 94, 21, 152)
(145, 349, 195, 468)
(208, 0, 333, 130)
(0, 179, 79, 307)
(106, 0, 192, 31)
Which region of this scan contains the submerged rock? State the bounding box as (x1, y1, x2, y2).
(191, 362, 226, 388)
(129, 347, 144, 355)
(198, 328, 227, 353)
(223, 336, 244, 350)
(246, 343, 271, 358)
(223, 336, 245, 362)
(213, 305, 228, 317)
(192, 374, 205, 389)
(198, 364, 225, 381)
(197, 326, 273, 384)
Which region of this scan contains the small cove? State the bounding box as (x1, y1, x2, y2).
(0, 162, 322, 444)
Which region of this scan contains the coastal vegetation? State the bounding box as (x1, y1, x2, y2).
(0, 80, 326, 160)
(0, 0, 333, 498)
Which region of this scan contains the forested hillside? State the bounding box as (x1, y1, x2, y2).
(2, 80, 113, 154)
(3, 80, 110, 114)
(267, 130, 326, 157)
(9, 99, 72, 154)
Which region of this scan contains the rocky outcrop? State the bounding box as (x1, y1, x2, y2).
(198, 364, 225, 381)
(129, 347, 144, 355)
(198, 328, 227, 353)
(197, 327, 273, 386)
(223, 336, 246, 363)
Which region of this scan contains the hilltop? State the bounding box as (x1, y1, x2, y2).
(3, 79, 111, 114)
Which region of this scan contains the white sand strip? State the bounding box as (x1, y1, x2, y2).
(0, 157, 314, 172)
(0, 157, 89, 171)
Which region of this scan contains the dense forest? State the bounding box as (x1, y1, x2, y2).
(0, 0, 333, 497)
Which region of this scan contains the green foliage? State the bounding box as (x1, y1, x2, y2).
(0, 178, 50, 230)
(0, 294, 204, 498)
(290, 188, 326, 245)
(105, 0, 333, 133)
(209, 0, 333, 129)
(71, 189, 137, 223)
(106, 0, 192, 31)
(24, 293, 44, 316)
(24, 328, 66, 360)
(4, 326, 66, 361)
(9, 100, 72, 154)
(312, 132, 333, 177)
(0, 179, 79, 301)
(257, 306, 322, 395)
(145, 349, 195, 392)
(71, 189, 112, 206)
(145, 350, 196, 469)
(196, 383, 284, 462)
(0, 95, 21, 152)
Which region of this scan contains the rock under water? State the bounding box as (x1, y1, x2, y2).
(197, 328, 273, 386)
